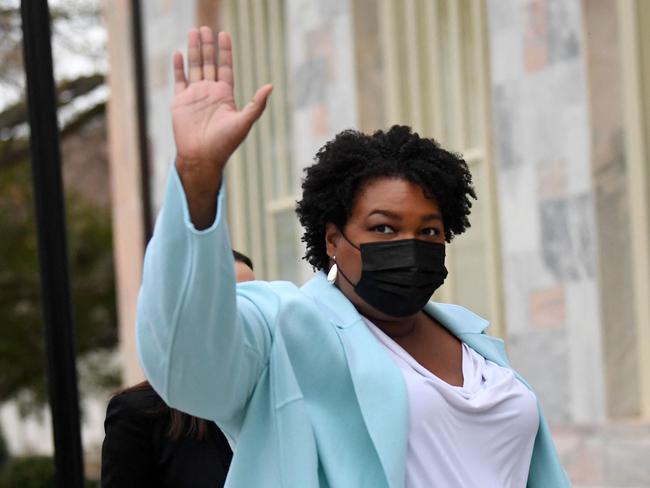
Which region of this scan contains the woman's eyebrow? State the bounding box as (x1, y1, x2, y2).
(366, 209, 442, 222)
(367, 209, 402, 220)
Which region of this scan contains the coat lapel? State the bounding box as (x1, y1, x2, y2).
(302, 273, 408, 488)
(301, 274, 511, 488)
(338, 324, 408, 488)
(423, 301, 511, 367)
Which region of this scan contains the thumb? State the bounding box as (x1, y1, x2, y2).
(240, 84, 273, 128)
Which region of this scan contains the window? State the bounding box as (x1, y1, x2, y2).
(377, 0, 505, 335)
(221, 0, 302, 283)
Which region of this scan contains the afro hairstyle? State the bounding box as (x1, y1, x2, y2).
(295, 125, 477, 271)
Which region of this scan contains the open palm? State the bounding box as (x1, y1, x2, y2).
(172, 28, 272, 178)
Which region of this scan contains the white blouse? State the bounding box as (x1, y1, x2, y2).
(363, 318, 539, 488)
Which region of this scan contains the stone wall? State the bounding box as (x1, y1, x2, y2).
(488, 0, 604, 425)
(129, 1, 650, 485)
(487, 0, 649, 485)
(286, 0, 359, 281)
(286, 0, 359, 186)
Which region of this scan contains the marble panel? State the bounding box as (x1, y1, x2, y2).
(318, 0, 348, 18)
(566, 280, 606, 422)
(523, 0, 549, 73)
(546, 0, 581, 64)
(537, 159, 568, 200)
(487, 0, 520, 32)
(293, 57, 329, 109)
(497, 163, 540, 255)
(492, 83, 523, 171)
(529, 284, 566, 329)
(142, 0, 196, 213)
(288, 0, 357, 177)
(538, 193, 596, 282)
(507, 328, 571, 423)
(502, 261, 531, 336)
(489, 28, 525, 85)
(558, 104, 592, 193)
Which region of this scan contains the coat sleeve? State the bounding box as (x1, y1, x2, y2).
(136, 165, 276, 432)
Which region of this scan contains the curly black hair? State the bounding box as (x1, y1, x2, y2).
(295, 125, 477, 271)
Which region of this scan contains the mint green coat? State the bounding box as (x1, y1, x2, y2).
(136, 167, 571, 487)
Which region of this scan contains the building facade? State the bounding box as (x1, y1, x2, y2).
(106, 0, 650, 485)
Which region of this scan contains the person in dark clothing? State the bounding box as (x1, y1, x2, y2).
(100, 251, 254, 488)
(101, 383, 233, 488)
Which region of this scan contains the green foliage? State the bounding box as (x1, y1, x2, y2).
(0, 454, 99, 487)
(0, 455, 55, 488)
(0, 158, 118, 410)
(0, 0, 116, 415)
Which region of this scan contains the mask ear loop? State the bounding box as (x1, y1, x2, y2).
(339, 231, 360, 250)
(335, 261, 356, 288)
(333, 229, 359, 287)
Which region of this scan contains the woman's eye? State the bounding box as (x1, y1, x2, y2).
(421, 228, 440, 237)
(372, 225, 395, 234)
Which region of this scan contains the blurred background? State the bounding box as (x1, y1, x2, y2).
(0, 0, 649, 486)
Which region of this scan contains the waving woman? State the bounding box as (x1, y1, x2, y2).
(136, 26, 570, 487)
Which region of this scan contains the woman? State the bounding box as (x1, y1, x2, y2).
(136, 26, 570, 487)
(101, 251, 254, 488)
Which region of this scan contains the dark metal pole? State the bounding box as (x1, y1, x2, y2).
(19, 1, 85, 487)
(131, 0, 153, 241)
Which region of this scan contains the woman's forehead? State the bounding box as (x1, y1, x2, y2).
(352, 177, 440, 216)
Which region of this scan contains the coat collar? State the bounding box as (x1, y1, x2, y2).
(301, 272, 491, 335)
(300, 272, 501, 488)
(301, 272, 407, 487)
(300, 272, 361, 328)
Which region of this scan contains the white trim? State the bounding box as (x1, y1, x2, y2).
(267, 196, 299, 214)
(618, 0, 650, 418)
(222, 0, 294, 281)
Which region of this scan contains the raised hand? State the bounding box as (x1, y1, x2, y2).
(172, 27, 272, 228)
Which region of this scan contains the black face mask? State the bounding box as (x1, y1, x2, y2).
(336, 234, 448, 317)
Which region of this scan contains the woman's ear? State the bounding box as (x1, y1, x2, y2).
(324, 223, 340, 260)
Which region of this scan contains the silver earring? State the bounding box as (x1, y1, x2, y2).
(327, 260, 338, 284)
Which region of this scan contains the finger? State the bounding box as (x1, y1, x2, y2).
(187, 28, 203, 82)
(240, 84, 273, 128)
(173, 51, 187, 94)
(199, 26, 216, 81)
(217, 31, 234, 90)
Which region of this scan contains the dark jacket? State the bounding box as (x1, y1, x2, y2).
(101, 386, 232, 488)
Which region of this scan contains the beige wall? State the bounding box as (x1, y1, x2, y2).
(105, 0, 224, 386)
(583, 0, 638, 419)
(104, 0, 146, 385)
